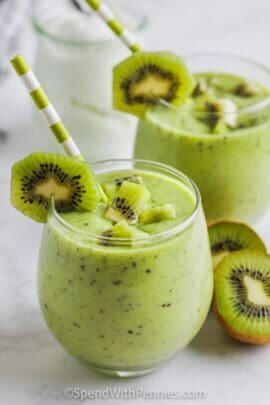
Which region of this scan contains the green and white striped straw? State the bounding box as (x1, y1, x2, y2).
(10, 54, 84, 161)
(85, 0, 143, 53)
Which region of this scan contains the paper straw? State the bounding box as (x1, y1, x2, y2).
(10, 54, 84, 161)
(85, 0, 143, 53)
(10, 54, 107, 201)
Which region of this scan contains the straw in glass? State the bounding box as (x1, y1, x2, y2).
(10, 54, 84, 160)
(85, 0, 143, 53)
(10, 54, 107, 200)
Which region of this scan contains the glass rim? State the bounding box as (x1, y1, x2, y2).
(32, 2, 148, 46)
(50, 159, 201, 247)
(157, 52, 270, 117)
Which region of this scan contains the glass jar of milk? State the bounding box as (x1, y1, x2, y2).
(33, 0, 147, 160)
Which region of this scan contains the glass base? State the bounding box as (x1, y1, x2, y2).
(88, 364, 159, 378)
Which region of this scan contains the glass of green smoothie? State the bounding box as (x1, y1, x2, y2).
(37, 159, 213, 377)
(134, 54, 270, 222)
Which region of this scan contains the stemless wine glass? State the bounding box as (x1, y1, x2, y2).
(37, 159, 213, 377)
(134, 54, 270, 222)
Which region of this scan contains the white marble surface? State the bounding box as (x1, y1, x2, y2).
(0, 0, 270, 404)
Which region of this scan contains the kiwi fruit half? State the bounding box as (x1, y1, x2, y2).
(11, 152, 101, 223)
(113, 51, 195, 117)
(213, 250, 270, 344)
(104, 180, 150, 223)
(208, 220, 266, 268)
(139, 204, 176, 225)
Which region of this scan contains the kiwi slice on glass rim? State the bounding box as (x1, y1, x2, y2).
(104, 180, 150, 223)
(10, 152, 101, 223)
(113, 51, 195, 117)
(208, 220, 267, 268)
(213, 250, 270, 344)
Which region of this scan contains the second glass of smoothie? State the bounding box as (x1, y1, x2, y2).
(135, 54, 270, 222)
(37, 159, 213, 377)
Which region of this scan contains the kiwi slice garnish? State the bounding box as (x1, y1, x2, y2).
(104, 181, 150, 223)
(208, 220, 267, 268)
(11, 152, 101, 223)
(102, 175, 143, 200)
(113, 51, 195, 117)
(213, 250, 270, 344)
(139, 204, 176, 225)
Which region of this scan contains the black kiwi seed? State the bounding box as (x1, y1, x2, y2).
(211, 239, 243, 254)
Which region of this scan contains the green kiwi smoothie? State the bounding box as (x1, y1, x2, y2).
(37, 161, 213, 375)
(135, 67, 270, 222)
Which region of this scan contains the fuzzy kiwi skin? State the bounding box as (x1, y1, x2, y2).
(213, 250, 270, 345)
(208, 219, 267, 269)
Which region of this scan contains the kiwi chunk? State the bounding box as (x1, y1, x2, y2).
(217, 98, 238, 128)
(234, 81, 259, 97)
(211, 119, 228, 135)
(192, 78, 208, 97)
(102, 182, 118, 200)
(213, 250, 270, 344)
(195, 95, 238, 131)
(102, 175, 143, 200)
(100, 220, 149, 246)
(139, 204, 177, 225)
(104, 181, 150, 223)
(102, 221, 132, 239)
(115, 175, 143, 187)
(11, 152, 101, 223)
(113, 51, 195, 117)
(208, 220, 266, 268)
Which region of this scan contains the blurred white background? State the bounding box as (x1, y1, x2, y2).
(141, 0, 270, 60)
(1, 0, 270, 71)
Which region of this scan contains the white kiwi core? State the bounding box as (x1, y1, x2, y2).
(243, 275, 270, 306)
(131, 73, 173, 100)
(35, 178, 71, 201)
